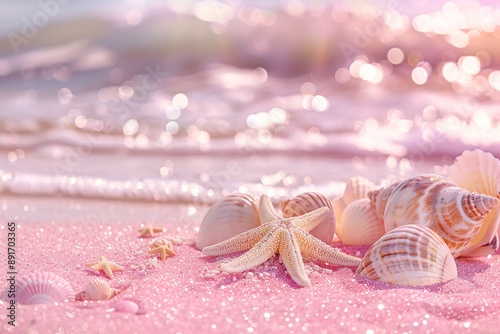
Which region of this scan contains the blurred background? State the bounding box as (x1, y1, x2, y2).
(1, 0, 500, 224)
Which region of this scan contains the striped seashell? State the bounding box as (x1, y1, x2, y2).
(356, 225, 458, 286)
(1, 272, 75, 304)
(279, 192, 336, 243)
(448, 149, 500, 257)
(196, 193, 261, 250)
(151, 239, 175, 251)
(332, 177, 377, 236)
(338, 198, 385, 245)
(368, 174, 499, 257)
(75, 279, 120, 301)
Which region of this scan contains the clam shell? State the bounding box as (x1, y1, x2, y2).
(333, 176, 377, 236)
(279, 192, 335, 243)
(2, 272, 75, 304)
(76, 278, 119, 301)
(448, 149, 500, 257)
(356, 225, 458, 286)
(196, 193, 260, 250)
(368, 175, 499, 257)
(338, 198, 385, 245)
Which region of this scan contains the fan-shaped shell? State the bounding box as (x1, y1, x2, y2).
(368, 175, 499, 257)
(279, 192, 336, 243)
(1, 272, 75, 304)
(338, 198, 385, 245)
(196, 193, 261, 250)
(448, 149, 500, 257)
(76, 278, 120, 301)
(332, 177, 377, 236)
(356, 225, 458, 286)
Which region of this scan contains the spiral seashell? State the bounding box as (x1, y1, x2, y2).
(368, 174, 500, 257)
(356, 225, 458, 286)
(196, 193, 260, 250)
(448, 149, 500, 257)
(332, 177, 377, 236)
(279, 192, 335, 243)
(1, 272, 75, 304)
(338, 198, 385, 245)
(76, 279, 120, 301)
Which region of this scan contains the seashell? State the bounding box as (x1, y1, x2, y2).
(368, 174, 499, 257)
(111, 300, 140, 314)
(1, 272, 75, 304)
(448, 149, 500, 257)
(75, 279, 120, 301)
(196, 193, 260, 250)
(151, 239, 174, 248)
(338, 198, 385, 245)
(356, 225, 458, 286)
(279, 192, 336, 243)
(332, 176, 377, 236)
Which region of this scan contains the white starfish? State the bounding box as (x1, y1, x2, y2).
(202, 194, 361, 287)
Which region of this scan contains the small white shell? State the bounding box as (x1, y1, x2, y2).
(196, 193, 260, 250)
(279, 192, 335, 243)
(76, 279, 120, 301)
(2, 272, 75, 304)
(356, 225, 458, 286)
(338, 198, 385, 245)
(448, 149, 500, 257)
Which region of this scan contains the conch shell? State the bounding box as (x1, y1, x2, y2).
(356, 225, 457, 286)
(279, 192, 335, 243)
(368, 174, 499, 257)
(332, 176, 377, 236)
(448, 149, 500, 257)
(196, 193, 260, 250)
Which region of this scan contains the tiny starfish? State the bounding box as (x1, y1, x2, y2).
(148, 240, 176, 261)
(138, 226, 164, 238)
(203, 194, 361, 287)
(85, 255, 124, 279)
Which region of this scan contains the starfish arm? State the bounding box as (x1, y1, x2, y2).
(202, 224, 273, 256)
(289, 207, 331, 232)
(220, 228, 281, 273)
(279, 230, 311, 287)
(293, 229, 361, 267)
(85, 262, 100, 268)
(102, 262, 115, 279)
(259, 194, 282, 224)
(149, 248, 166, 261)
(164, 247, 176, 256)
(110, 264, 124, 270)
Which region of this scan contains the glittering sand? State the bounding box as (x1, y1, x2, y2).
(1, 197, 499, 333)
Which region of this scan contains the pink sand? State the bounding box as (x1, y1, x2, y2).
(1, 197, 499, 334)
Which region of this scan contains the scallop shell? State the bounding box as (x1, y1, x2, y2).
(338, 198, 385, 245)
(279, 192, 335, 243)
(196, 193, 260, 250)
(332, 177, 377, 236)
(356, 225, 458, 286)
(448, 149, 500, 257)
(76, 279, 120, 301)
(368, 174, 499, 257)
(2, 272, 75, 304)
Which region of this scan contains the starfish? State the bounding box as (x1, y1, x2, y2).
(138, 225, 164, 238)
(85, 255, 124, 279)
(148, 240, 176, 261)
(202, 194, 361, 287)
